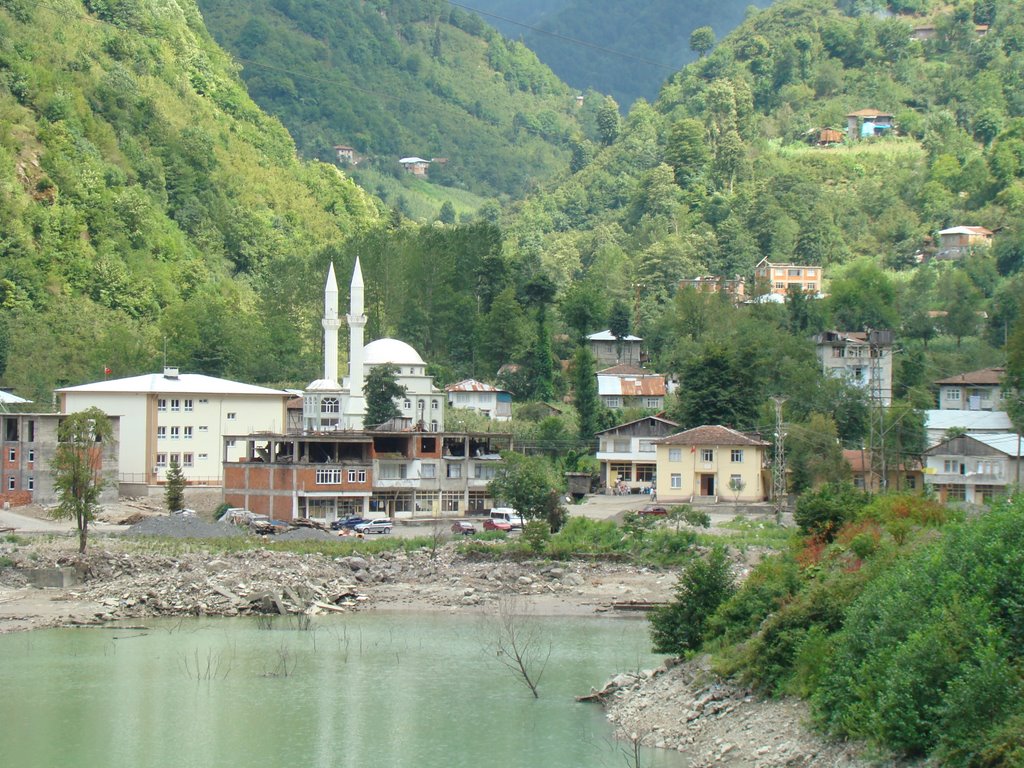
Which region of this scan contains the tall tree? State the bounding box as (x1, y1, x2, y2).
(689, 26, 716, 58)
(938, 269, 982, 347)
(671, 343, 761, 430)
(364, 364, 408, 429)
(524, 276, 557, 401)
(570, 347, 600, 441)
(164, 458, 186, 513)
(596, 95, 621, 145)
(51, 407, 115, 554)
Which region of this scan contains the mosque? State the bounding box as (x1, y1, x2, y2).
(221, 261, 510, 522)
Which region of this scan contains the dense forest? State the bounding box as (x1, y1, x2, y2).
(470, 0, 773, 108)
(196, 0, 587, 201)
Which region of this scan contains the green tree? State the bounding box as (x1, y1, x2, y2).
(672, 343, 761, 430)
(793, 482, 868, 541)
(570, 346, 600, 441)
(364, 363, 408, 429)
(524, 276, 557, 401)
(664, 118, 710, 188)
(689, 26, 716, 58)
(596, 95, 621, 145)
(487, 452, 563, 529)
(164, 458, 186, 513)
(938, 269, 982, 347)
(786, 414, 850, 493)
(650, 546, 735, 656)
(438, 200, 456, 224)
(51, 407, 115, 554)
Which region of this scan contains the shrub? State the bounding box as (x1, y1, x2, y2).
(650, 546, 735, 656)
(520, 520, 551, 553)
(794, 482, 869, 541)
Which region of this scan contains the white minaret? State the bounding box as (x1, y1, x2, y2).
(342, 257, 367, 428)
(322, 262, 341, 384)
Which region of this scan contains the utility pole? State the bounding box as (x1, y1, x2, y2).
(866, 330, 888, 492)
(771, 396, 787, 522)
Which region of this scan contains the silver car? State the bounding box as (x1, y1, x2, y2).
(354, 518, 393, 535)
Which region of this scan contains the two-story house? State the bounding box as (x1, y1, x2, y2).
(846, 109, 894, 140)
(653, 425, 769, 503)
(399, 157, 430, 176)
(446, 379, 512, 421)
(597, 365, 666, 411)
(753, 259, 822, 298)
(935, 367, 1005, 411)
(923, 432, 1022, 504)
(813, 330, 894, 405)
(934, 226, 993, 261)
(595, 415, 679, 493)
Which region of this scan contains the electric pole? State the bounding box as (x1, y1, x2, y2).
(771, 396, 787, 522)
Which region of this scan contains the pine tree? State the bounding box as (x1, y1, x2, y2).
(571, 347, 600, 441)
(164, 458, 186, 513)
(364, 364, 408, 428)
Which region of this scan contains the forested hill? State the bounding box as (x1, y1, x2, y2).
(505, 0, 1024, 376)
(469, 0, 773, 108)
(0, 0, 380, 402)
(195, 0, 586, 200)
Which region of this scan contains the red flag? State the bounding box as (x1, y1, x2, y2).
(104, 367, 112, 375)
(690, 445, 696, 453)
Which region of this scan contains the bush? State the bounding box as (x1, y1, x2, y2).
(520, 520, 551, 553)
(650, 546, 735, 656)
(794, 482, 869, 541)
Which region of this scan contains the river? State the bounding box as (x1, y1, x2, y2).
(1, 611, 687, 768)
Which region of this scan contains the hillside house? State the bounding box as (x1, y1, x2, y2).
(924, 432, 1022, 504)
(399, 157, 430, 177)
(57, 368, 290, 491)
(925, 409, 1014, 446)
(678, 276, 746, 302)
(846, 109, 894, 141)
(446, 379, 512, 421)
(595, 415, 679, 493)
(934, 367, 1005, 411)
(333, 145, 358, 165)
(934, 226, 993, 261)
(844, 449, 922, 493)
(814, 330, 894, 406)
(597, 365, 666, 410)
(754, 259, 822, 298)
(653, 425, 769, 504)
(587, 330, 643, 367)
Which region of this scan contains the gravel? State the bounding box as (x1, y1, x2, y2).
(125, 514, 248, 538)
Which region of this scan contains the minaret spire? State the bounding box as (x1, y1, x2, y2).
(343, 257, 367, 428)
(322, 262, 341, 384)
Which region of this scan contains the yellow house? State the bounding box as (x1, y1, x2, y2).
(654, 425, 769, 503)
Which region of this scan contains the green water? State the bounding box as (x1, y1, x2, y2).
(0, 612, 688, 768)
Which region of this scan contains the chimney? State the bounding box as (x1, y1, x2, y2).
(163, 367, 180, 380)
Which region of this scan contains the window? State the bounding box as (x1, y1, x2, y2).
(943, 459, 963, 474)
(170, 453, 180, 465)
(379, 464, 407, 480)
(946, 484, 966, 501)
(183, 427, 193, 440)
(158, 399, 167, 411)
(611, 463, 632, 481)
(27, 421, 34, 442)
(636, 464, 655, 482)
(774, 281, 785, 289)
(226, 412, 237, 420)
(670, 473, 682, 489)
(701, 449, 714, 462)
(170, 399, 181, 412)
(945, 388, 962, 401)
(613, 439, 630, 452)
(731, 449, 744, 463)
(646, 398, 660, 408)
(184, 399, 193, 412)
(421, 463, 437, 479)
(198, 453, 208, 461)
(198, 426, 208, 433)
(183, 454, 193, 468)
(474, 464, 497, 480)
(788, 268, 801, 277)
(639, 440, 655, 453)
(346, 469, 367, 483)
(404, 399, 412, 409)
(156, 453, 167, 468)
(170, 426, 180, 440)
(7, 476, 14, 490)
(199, 399, 208, 404)
(605, 397, 622, 408)
(447, 463, 462, 479)
(730, 474, 743, 488)
(226, 439, 236, 448)
(7, 448, 14, 462)
(432, 400, 439, 409)
(316, 468, 342, 484)
(832, 347, 845, 358)
(905, 475, 916, 489)
(807, 269, 816, 277)
(669, 448, 682, 462)
(807, 283, 817, 291)
(321, 397, 340, 414)
(27, 449, 34, 463)
(157, 426, 167, 439)
(27, 476, 33, 491)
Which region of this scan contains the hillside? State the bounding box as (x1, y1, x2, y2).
(0, 0, 380, 402)
(195, 0, 586, 202)
(470, 0, 773, 108)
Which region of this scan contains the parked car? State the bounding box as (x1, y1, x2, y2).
(354, 518, 393, 534)
(489, 508, 524, 529)
(639, 504, 669, 516)
(330, 516, 367, 531)
(450, 521, 476, 535)
(483, 518, 512, 532)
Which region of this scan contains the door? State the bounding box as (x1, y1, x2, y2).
(700, 474, 715, 496)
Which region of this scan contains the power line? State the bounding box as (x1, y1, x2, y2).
(446, 1, 680, 72)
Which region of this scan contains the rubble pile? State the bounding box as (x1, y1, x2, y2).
(601, 657, 882, 768)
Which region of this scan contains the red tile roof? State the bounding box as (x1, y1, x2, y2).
(934, 367, 1005, 386)
(655, 425, 768, 447)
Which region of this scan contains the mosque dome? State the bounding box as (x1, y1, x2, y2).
(363, 338, 425, 367)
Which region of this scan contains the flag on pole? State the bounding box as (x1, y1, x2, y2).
(104, 367, 112, 376)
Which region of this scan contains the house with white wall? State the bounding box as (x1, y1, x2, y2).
(923, 432, 1023, 504)
(446, 379, 512, 421)
(57, 368, 290, 490)
(934, 367, 1005, 411)
(595, 415, 679, 493)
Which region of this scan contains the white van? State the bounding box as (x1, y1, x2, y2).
(489, 508, 524, 529)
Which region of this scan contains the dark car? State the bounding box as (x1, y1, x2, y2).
(330, 516, 367, 531)
(450, 521, 476, 535)
(639, 505, 669, 516)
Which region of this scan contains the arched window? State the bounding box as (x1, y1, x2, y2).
(321, 397, 340, 414)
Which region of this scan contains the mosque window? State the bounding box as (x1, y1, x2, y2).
(321, 397, 340, 414)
